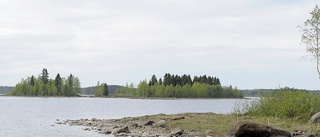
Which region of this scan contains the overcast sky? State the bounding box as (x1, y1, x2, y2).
(0, 0, 319, 89)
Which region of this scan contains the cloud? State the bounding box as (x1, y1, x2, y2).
(0, 0, 318, 89)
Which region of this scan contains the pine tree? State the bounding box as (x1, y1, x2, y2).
(41, 68, 49, 84)
(103, 83, 109, 96)
(55, 73, 62, 95)
(149, 75, 158, 86)
(30, 75, 35, 87)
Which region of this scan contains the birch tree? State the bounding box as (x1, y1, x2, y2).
(299, 5, 320, 78)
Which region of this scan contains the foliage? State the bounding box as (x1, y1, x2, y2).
(41, 68, 49, 84)
(160, 73, 220, 87)
(299, 4, 320, 78)
(95, 82, 109, 97)
(240, 89, 273, 97)
(114, 83, 136, 97)
(82, 85, 122, 95)
(115, 73, 242, 98)
(10, 69, 81, 96)
(242, 90, 320, 120)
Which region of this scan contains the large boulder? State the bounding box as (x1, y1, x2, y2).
(308, 112, 320, 123)
(227, 121, 292, 137)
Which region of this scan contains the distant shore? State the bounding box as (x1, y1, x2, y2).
(0, 94, 248, 100)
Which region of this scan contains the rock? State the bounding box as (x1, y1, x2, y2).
(170, 128, 184, 136)
(205, 130, 213, 135)
(112, 126, 130, 135)
(144, 120, 154, 126)
(141, 132, 151, 136)
(308, 112, 320, 123)
(156, 120, 166, 127)
(83, 127, 90, 131)
(91, 118, 98, 121)
(84, 121, 93, 126)
(55, 121, 66, 125)
(99, 128, 112, 134)
(170, 116, 185, 121)
(129, 123, 139, 129)
(227, 121, 292, 137)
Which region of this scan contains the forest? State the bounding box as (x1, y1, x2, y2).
(10, 68, 81, 96)
(115, 73, 242, 98)
(9, 70, 242, 98)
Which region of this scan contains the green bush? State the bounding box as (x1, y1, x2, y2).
(242, 90, 320, 120)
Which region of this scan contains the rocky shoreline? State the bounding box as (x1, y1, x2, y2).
(56, 113, 200, 136)
(56, 113, 319, 137)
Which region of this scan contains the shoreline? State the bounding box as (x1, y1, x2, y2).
(57, 113, 215, 136)
(0, 95, 250, 100)
(56, 113, 317, 137)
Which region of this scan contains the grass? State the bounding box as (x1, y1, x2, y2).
(129, 113, 320, 136)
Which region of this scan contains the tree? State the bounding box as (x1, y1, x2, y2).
(163, 73, 172, 86)
(159, 78, 163, 85)
(95, 81, 103, 97)
(55, 73, 62, 95)
(149, 75, 158, 86)
(103, 83, 109, 96)
(299, 5, 320, 78)
(30, 75, 35, 87)
(137, 80, 149, 97)
(41, 68, 49, 84)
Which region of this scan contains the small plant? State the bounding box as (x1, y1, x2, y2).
(238, 90, 320, 120)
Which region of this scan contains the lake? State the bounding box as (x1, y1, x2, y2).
(0, 97, 251, 137)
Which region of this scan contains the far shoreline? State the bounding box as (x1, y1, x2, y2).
(0, 95, 252, 100)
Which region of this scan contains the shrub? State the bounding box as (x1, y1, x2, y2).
(242, 90, 320, 120)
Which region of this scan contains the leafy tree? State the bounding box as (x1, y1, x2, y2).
(299, 5, 320, 78)
(155, 83, 165, 97)
(137, 80, 149, 97)
(164, 84, 175, 97)
(95, 81, 103, 97)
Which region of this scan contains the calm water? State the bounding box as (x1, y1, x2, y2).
(0, 97, 250, 137)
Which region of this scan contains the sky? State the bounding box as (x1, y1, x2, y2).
(0, 0, 319, 89)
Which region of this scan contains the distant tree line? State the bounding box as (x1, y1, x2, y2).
(0, 86, 14, 94)
(241, 87, 320, 97)
(152, 73, 221, 87)
(81, 85, 122, 95)
(116, 73, 242, 98)
(11, 68, 81, 96)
